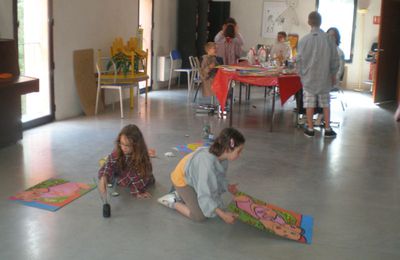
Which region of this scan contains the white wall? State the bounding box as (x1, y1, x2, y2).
(217, 0, 381, 89)
(53, 0, 139, 119)
(0, 0, 14, 38)
(152, 0, 178, 90)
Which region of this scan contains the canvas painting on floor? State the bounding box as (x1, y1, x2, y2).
(228, 191, 313, 244)
(9, 178, 96, 211)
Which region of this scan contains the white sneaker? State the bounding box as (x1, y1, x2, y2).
(157, 193, 177, 209)
(111, 191, 120, 197)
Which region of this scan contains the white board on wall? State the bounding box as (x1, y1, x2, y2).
(261, 1, 287, 38)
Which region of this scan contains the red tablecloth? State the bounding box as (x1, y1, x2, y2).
(211, 68, 302, 111)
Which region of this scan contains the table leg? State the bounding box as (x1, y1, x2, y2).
(229, 82, 233, 127)
(270, 86, 276, 132)
(239, 83, 242, 105)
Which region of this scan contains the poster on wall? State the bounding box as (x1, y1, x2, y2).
(261, 1, 288, 38)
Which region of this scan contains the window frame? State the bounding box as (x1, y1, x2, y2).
(316, 0, 358, 63)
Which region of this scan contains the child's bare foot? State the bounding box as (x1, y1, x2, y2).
(136, 191, 152, 199)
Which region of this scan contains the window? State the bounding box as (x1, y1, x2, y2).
(317, 0, 357, 62)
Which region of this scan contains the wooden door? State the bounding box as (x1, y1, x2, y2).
(373, 0, 400, 103)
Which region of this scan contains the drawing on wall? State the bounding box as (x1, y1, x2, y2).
(262, 0, 299, 38)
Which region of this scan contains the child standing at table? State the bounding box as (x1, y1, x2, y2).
(200, 42, 223, 98)
(157, 127, 245, 223)
(98, 124, 155, 198)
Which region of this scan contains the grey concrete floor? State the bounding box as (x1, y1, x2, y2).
(1, 87, 399, 260)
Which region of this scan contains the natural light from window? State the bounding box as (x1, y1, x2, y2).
(317, 0, 356, 62)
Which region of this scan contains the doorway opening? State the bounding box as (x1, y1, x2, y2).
(139, 0, 153, 91)
(16, 0, 54, 126)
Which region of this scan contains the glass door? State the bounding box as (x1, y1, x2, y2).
(17, 0, 53, 126)
(139, 0, 153, 90)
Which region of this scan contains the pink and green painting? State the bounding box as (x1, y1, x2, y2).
(228, 191, 314, 244)
(9, 178, 95, 211)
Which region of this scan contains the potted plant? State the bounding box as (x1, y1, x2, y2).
(107, 52, 131, 76)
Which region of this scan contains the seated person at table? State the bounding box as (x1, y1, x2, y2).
(200, 42, 223, 98)
(270, 31, 291, 65)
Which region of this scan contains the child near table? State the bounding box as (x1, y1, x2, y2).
(200, 42, 223, 97)
(270, 31, 291, 65)
(98, 124, 155, 199)
(157, 127, 245, 224)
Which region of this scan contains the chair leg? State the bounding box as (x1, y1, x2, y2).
(130, 87, 134, 109)
(186, 72, 191, 97)
(193, 83, 201, 102)
(119, 88, 124, 118)
(95, 84, 101, 115)
(168, 68, 173, 89)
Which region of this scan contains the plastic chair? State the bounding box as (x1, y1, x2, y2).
(168, 50, 193, 95)
(189, 56, 203, 102)
(331, 65, 348, 111)
(95, 56, 138, 118)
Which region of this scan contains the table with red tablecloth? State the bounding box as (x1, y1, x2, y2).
(211, 68, 302, 130)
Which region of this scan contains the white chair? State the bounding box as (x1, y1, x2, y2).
(95, 57, 137, 118)
(189, 56, 203, 102)
(168, 50, 193, 95)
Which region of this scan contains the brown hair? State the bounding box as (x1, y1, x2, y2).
(225, 17, 237, 25)
(308, 11, 322, 27)
(277, 31, 287, 38)
(209, 127, 245, 157)
(327, 27, 341, 46)
(224, 23, 235, 38)
(115, 124, 152, 178)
